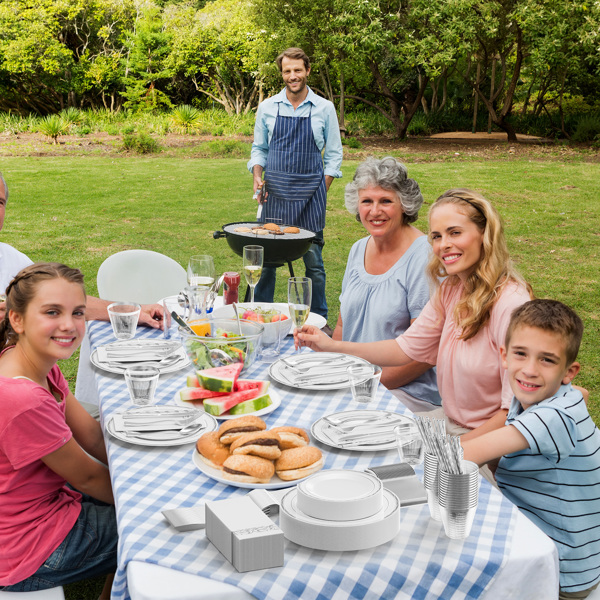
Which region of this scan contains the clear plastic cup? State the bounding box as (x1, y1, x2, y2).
(395, 423, 424, 466)
(347, 364, 382, 404)
(124, 365, 160, 406)
(107, 302, 140, 340)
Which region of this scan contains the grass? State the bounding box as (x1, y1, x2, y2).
(1, 152, 599, 598)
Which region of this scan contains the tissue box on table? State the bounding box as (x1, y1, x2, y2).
(205, 496, 284, 572)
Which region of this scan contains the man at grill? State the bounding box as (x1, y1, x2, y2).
(248, 47, 343, 324)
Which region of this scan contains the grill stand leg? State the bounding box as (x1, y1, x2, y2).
(243, 261, 296, 302)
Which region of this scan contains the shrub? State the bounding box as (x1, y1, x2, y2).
(37, 114, 68, 144)
(60, 107, 84, 128)
(171, 105, 201, 133)
(571, 114, 600, 143)
(341, 136, 362, 149)
(121, 132, 161, 154)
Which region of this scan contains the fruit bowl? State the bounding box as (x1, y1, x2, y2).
(178, 317, 264, 373)
(212, 303, 293, 345)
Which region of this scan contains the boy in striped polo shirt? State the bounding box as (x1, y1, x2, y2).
(462, 299, 600, 599)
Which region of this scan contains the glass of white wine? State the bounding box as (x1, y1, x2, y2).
(243, 245, 263, 303)
(287, 276, 312, 353)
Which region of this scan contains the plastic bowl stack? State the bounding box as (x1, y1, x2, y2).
(279, 469, 401, 551)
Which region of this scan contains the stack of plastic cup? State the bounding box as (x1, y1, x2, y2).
(423, 452, 441, 521)
(437, 460, 479, 539)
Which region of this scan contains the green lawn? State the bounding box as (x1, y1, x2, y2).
(1, 153, 599, 598)
(2, 155, 598, 419)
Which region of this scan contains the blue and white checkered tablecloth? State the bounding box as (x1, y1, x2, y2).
(88, 321, 518, 600)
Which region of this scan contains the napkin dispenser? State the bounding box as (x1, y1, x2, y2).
(205, 496, 284, 572)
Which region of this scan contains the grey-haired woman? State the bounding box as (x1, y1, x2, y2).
(332, 157, 440, 411)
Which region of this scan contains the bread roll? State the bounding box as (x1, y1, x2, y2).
(275, 446, 324, 481)
(222, 455, 275, 484)
(218, 416, 266, 445)
(196, 432, 230, 470)
(270, 426, 309, 450)
(230, 430, 282, 460)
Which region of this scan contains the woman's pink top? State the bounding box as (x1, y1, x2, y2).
(0, 364, 81, 585)
(397, 280, 531, 428)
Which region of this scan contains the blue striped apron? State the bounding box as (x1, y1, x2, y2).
(262, 104, 327, 231)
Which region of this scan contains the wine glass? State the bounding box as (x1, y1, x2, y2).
(243, 245, 264, 304)
(186, 255, 215, 319)
(187, 255, 215, 288)
(287, 277, 311, 353)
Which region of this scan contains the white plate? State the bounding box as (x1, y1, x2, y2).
(212, 302, 326, 331)
(91, 341, 190, 375)
(311, 410, 414, 452)
(192, 449, 311, 490)
(106, 409, 217, 446)
(173, 386, 282, 420)
(279, 487, 400, 551)
(268, 352, 370, 390)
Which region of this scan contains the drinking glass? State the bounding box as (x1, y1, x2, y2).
(288, 277, 311, 353)
(187, 255, 215, 288)
(186, 255, 215, 319)
(107, 302, 141, 340)
(243, 245, 264, 303)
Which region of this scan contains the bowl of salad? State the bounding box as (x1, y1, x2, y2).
(178, 317, 264, 372)
(212, 303, 293, 344)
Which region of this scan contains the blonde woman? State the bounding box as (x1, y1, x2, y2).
(297, 189, 532, 439)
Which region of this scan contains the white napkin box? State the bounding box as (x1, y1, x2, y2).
(205, 496, 284, 572)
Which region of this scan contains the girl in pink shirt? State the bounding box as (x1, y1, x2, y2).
(297, 189, 532, 439)
(0, 263, 116, 597)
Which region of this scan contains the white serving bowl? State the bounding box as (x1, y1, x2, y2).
(212, 302, 293, 345)
(296, 469, 383, 522)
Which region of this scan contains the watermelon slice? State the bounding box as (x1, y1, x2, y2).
(203, 382, 270, 416)
(186, 374, 200, 388)
(179, 387, 227, 402)
(228, 393, 272, 415)
(234, 379, 269, 392)
(195, 363, 243, 392)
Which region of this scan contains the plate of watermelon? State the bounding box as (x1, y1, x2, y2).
(175, 363, 281, 420)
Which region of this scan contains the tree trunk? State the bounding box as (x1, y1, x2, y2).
(339, 69, 346, 138)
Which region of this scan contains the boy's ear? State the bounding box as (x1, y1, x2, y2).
(500, 345, 508, 369)
(562, 361, 581, 385)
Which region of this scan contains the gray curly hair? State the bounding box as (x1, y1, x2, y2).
(344, 157, 423, 225)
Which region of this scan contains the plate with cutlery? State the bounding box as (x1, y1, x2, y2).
(106, 405, 217, 446)
(269, 352, 371, 390)
(91, 339, 191, 375)
(311, 409, 416, 452)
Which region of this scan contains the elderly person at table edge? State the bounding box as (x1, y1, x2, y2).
(334, 157, 441, 413)
(248, 47, 343, 325)
(0, 172, 164, 326)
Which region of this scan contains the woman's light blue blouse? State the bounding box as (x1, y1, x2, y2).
(340, 235, 441, 405)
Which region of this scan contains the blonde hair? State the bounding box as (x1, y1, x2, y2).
(426, 189, 532, 341)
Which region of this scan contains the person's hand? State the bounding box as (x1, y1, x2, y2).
(0, 300, 6, 322)
(138, 303, 164, 330)
(294, 324, 337, 352)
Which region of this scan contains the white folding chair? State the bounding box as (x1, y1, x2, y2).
(77, 249, 187, 412)
(0, 587, 65, 599)
(96, 249, 187, 304)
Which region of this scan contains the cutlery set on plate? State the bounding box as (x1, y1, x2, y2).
(313, 410, 416, 450)
(96, 340, 182, 365)
(277, 354, 364, 386)
(111, 407, 206, 441)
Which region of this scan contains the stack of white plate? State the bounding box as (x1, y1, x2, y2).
(279, 470, 401, 551)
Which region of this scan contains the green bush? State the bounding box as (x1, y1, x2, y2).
(121, 131, 162, 154)
(37, 114, 68, 144)
(171, 105, 202, 133)
(571, 113, 600, 143)
(341, 136, 362, 148)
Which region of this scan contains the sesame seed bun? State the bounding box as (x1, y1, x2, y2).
(196, 432, 230, 470)
(270, 426, 309, 450)
(218, 416, 266, 445)
(230, 431, 282, 460)
(222, 455, 275, 484)
(275, 446, 324, 481)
